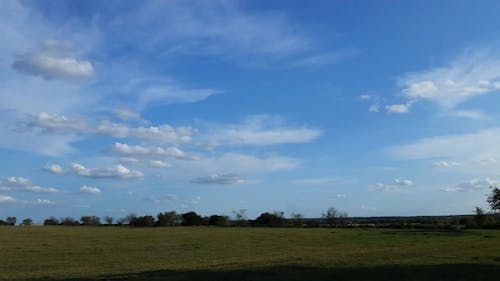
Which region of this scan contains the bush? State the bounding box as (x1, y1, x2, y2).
(208, 215, 229, 227)
(43, 217, 59, 226)
(80, 216, 101, 226)
(181, 211, 204, 226)
(255, 212, 284, 227)
(157, 211, 181, 226)
(130, 215, 155, 227)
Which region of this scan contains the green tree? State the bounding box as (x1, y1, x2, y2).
(232, 209, 248, 226)
(181, 211, 204, 226)
(208, 215, 229, 226)
(487, 185, 500, 213)
(43, 217, 59, 226)
(157, 211, 181, 226)
(473, 207, 487, 228)
(6, 217, 16, 225)
(290, 212, 304, 227)
(80, 216, 101, 225)
(104, 216, 114, 225)
(255, 211, 284, 227)
(21, 218, 33, 226)
(322, 207, 348, 227)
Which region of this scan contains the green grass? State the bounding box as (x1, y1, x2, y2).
(1, 227, 499, 280)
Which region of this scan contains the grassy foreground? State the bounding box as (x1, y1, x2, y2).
(1, 227, 499, 281)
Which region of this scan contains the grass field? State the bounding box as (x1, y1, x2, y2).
(1, 227, 499, 280)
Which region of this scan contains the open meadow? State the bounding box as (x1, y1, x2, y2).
(1, 226, 499, 281)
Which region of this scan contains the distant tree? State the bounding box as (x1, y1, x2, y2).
(104, 216, 114, 225)
(43, 216, 59, 226)
(232, 209, 248, 226)
(60, 217, 78, 226)
(181, 211, 204, 226)
(6, 217, 16, 225)
(290, 212, 304, 227)
(80, 216, 101, 226)
(208, 215, 229, 227)
(473, 207, 488, 228)
(255, 211, 285, 227)
(157, 211, 181, 226)
(130, 215, 155, 227)
(21, 218, 33, 226)
(488, 185, 500, 213)
(322, 207, 348, 227)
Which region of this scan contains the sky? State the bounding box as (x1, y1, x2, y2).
(1, 0, 500, 222)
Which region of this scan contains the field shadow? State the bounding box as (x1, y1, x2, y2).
(31, 263, 500, 281)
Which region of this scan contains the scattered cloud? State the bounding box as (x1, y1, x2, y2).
(80, 185, 102, 195)
(0, 177, 59, 193)
(71, 163, 143, 179)
(370, 178, 413, 191)
(441, 178, 499, 192)
(292, 177, 336, 186)
(448, 109, 487, 120)
(43, 163, 66, 175)
(385, 102, 412, 114)
(32, 198, 56, 205)
(399, 50, 500, 109)
(113, 108, 147, 123)
(111, 142, 196, 160)
(433, 161, 460, 168)
(97, 121, 194, 144)
(293, 48, 359, 68)
(200, 115, 321, 148)
(26, 112, 88, 134)
(12, 39, 94, 80)
(192, 173, 246, 185)
(0, 195, 16, 203)
(148, 160, 172, 168)
(387, 127, 500, 162)
(394, 178, 413, 186)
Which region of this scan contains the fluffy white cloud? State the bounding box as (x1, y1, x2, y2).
(201, 115, 321, 148)
(399, 51, 500, 109)
(192, 173, 245, 185)
(80, 185, 102, 195)
(441, 178, 499, 192)
(12, 40, 93, 80)
(43, 163, 66, 175)
(112, 142, 196, 160)
(71, 163, 143, 179)
(0, 177, 59, 193)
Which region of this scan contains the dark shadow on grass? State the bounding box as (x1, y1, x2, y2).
(30, 263, 500, 281)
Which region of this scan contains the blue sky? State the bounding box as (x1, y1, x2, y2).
(2, 0, 500, 222)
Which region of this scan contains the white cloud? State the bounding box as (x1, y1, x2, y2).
(192, 173, 246, 185)
(149, 160, 172, 168)
(448, 109, 486, 120)
(112, 142, 196, 160)
(386, 103, 412, 114)
(80, 185, 102, 195)
(394, 178, 413, 186)
(113, 108, 146, 123)
(12, 39, 93, 80)
(399, 50, 500, 109)
(43, 163, 66, 175)
(0, 177, 59, 193)
(433, 161, 460, 168)
(368, 103, 380, 113)
(201, 115, 321, 148)
(441, 178, 499, 192)
(387, 127, 500, 162)
(32, 198, 56, 205)
(97, 121, 194, 144)
(370, 178, 413, 191)
(292, 177, 336, 186)
(0, 195, 16, 203)
(71, 163, 143, 179)
(26, 112, 88, 134)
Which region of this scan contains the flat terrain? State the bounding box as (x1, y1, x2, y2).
(1, 227, 499, 280)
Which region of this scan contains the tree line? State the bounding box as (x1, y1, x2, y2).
(2, 186, 499, 229)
